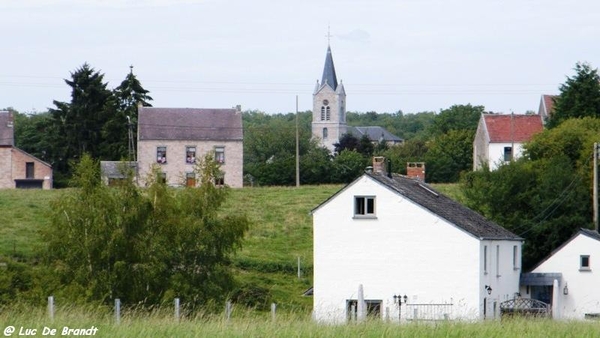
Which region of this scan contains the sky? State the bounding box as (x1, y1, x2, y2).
(2, 0, 599, 115)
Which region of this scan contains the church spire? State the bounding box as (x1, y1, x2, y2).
(321, 45, 338, 91)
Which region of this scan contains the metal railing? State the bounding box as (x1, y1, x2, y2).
(404, 303, 453, 321)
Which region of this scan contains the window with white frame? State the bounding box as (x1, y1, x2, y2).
(215, 146, 225, 164)
(580, 255, 591, 271)
(186, 146, 196, 164)
(496, 245, 501, 277)
(354, 196, 375, 217)
(484, 245, 488, 274)
(504, 147, 513, 162)
(157, 146, 167, 164)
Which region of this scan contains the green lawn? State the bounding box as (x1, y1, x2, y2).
(0, 182, 462, 312)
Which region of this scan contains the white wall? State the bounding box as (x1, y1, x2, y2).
(314, 176, 488, 323)
(479, 240, 522, 319)
(531, 234, 600, 319)
(487, 142, 525, 171)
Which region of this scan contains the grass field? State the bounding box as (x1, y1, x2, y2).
(1, 305, 599, 338)
(0, 183, 462, 314)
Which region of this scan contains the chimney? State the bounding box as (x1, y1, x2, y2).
(7, 111, 13, 128)
(372, 156, 386, 176)
(407, 162, 426, 182)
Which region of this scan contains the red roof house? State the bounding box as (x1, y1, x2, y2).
(473, 114, 544, 170)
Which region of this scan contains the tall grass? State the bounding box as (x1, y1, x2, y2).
(1, 304, 598, 337)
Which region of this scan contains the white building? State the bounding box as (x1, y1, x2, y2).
(473, 114, 543, 171)
(520, 229, 600, 319)
(312, 165, 523, 323)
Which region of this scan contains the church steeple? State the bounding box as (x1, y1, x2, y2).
(321, 45, 338, 91)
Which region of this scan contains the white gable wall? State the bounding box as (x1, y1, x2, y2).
(529, 234, 600, 319)
(314, 176, 487, 323)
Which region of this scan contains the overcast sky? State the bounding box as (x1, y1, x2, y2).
(2, 0, 599, 115)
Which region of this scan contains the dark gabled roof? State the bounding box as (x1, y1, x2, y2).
(528, 228, 600, 272)
(348, 126, 403, 143)
(138, 107, 243, 141)
(367, 173, 521, 241)
(100, 161, 138, 179)
(0, 111, 14, 146)
(321, 45, 338, 91)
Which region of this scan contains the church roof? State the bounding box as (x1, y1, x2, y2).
(348, 126, 403, 143)
(321, 45, 338, 91)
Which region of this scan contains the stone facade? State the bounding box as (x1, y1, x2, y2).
(0, 146, 53, 189)
(137, 139, 243, 188)
(312, 84, 347, 152)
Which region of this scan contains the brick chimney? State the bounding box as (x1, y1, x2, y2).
(407, 162, 425, 181)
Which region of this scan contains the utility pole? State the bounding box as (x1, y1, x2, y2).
(594, 142, 598, 231)
(295, 95, 300, 187)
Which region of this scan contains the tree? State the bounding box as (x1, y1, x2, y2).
(331, 150, 368, 183)
(547, 62, 600, 129)
(334, 133, 359, 154)
(428, 104, 484, 136)
(461, 118, 600, 269)
(42, 154, 249, 308)
(424, 129, 475, 183)
(101, 69, 153, 160)
(49, 63, 113, 186)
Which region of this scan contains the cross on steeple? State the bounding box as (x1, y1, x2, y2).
(325, 25, 332, 45)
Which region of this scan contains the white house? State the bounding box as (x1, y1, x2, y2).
(520, 229, 600, 319)
(473, 114, 543, 171)
(312, 165, 523, 323)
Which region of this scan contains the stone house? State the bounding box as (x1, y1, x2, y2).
(137, 106, 243, 188)
(0, 111, 52, 189)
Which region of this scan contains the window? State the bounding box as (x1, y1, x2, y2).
(503, 147, 513, 162)
(323, 128, 328, 140)
(484, 245, 488, 274)
(186, 172, 196, 187)
(580, 255, 591, 271)
(326, 106, 331, 121)
(157, 146, 167, 164)
(186, 146, 196, 164)
(496, 245, 501, 277)
(159, 172, 167, 184)
(214, 171, 225, 186)
(25, 162, 34, 179)
(215, 147, 225, 164)
(354, 196, 375, 217)
(320, 106, 325, 121)
(513, 245, 519, 269)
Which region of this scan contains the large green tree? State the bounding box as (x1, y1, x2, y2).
(461, 118, 600, 269)
(101, 69, 153, 161)
(547, 62, 600, 128)
(49, 64, 113, 186)
(42, 154, 249, 308)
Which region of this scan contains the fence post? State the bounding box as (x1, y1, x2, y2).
(115, 298, 121, 325)
(225, 300, 232, 321)
(174, 298, 180, 322)
(48, 296, 54, 321)
(297, 256, 301, 279)
(271, 303, 277, 321)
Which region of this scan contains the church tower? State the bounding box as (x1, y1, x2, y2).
(312, 44, 347, 153)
